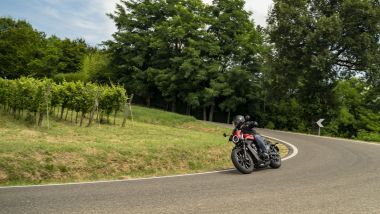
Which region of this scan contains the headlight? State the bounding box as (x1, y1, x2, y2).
(232, 135, 239, 143)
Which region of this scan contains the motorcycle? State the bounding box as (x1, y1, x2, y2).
(224, 122, 282, 174)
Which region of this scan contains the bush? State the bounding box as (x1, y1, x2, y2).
(53, 72, 88, 83)
(265, 121, 275, 129)
(357, 130, 380, 142)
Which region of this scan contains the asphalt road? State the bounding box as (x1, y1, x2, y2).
(1, 129, 380, 214)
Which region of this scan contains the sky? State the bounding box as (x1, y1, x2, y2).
(0, 0, 273, 46)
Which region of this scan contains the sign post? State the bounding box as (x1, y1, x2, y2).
(316, 119, 325, 136)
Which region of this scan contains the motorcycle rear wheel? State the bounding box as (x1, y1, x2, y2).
(269, 153, 281, 169)
(231, 148, 254, 174)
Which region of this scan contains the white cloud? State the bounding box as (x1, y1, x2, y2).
(202, 0, 273, 26)
(70, 0, 118, 45)
(42, 6, 60, 19)
(101, 0, 120, 13)
(244, 0, 274, 26)
(37, 0, 119, 45)
(97, 0, 119, 42)
(73, 19, 103, 30)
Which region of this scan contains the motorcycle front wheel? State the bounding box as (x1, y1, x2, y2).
(231, 148, 254, 174)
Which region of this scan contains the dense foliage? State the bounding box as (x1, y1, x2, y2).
(265, 0, 380, 140)
(0, 17, 89, 80)
(105, 0, 380, 140)
(0, 77, 127, 127)
(106, 0, 263, 122)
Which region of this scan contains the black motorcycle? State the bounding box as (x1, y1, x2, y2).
(224, 122, 281, 174)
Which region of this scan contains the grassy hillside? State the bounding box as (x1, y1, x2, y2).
(0, 106, 287, 186)
(131, 106, 197, 126)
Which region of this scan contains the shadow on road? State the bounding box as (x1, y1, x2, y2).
(218, 169, 240, 175)
(218, 167, 278, 175)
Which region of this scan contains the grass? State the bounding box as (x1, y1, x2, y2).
(132, 106, 197, 126)
(355, 130, 380, 142)
(0, 106, 288, 186)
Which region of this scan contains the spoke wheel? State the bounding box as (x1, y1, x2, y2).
(231, 148, 254, 174)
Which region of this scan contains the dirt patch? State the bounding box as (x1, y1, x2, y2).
(52, 152, 87, 167)
(0, 170, 7, 181)
(208, 147, 227, 155)
(32, 152, 46, 162)
(0, 128, 10, 132)
(19, 129, 40, 138)
(84, 147, 99, 155)
(178, 122, 222, 133)
(45, 135, 76, 144)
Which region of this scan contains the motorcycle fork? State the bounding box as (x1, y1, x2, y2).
(243, 144, 248, 160)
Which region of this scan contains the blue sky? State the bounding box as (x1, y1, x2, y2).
(0, 0, 273, 46)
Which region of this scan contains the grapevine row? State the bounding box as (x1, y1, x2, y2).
(0, 77, 128, 127)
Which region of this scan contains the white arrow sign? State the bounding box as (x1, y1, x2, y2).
(317, 119, 325, 128)
(316, 119, 325, 136)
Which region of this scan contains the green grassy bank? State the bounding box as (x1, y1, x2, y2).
(0, 106, 288, 186)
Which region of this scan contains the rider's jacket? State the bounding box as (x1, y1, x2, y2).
(239, 121, 258, 135)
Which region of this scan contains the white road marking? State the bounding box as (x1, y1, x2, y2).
(263, 135, 298, 161)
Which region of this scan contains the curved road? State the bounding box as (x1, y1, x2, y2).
(1, 129, 380, 213)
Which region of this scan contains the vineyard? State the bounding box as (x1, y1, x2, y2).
(0, 77, 128, 127)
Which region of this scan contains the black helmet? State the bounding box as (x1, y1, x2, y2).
(244, 115, 251, 121)
(233, 115, 245, 127)
(252, 121, 258, 127)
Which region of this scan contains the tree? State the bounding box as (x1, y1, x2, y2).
(152, 0, 210, 112)
(0, 17, 89, 79)
(56, 38, 88, 74)
(328, 78, 379, 137)
(80, 49, 112, 83)
(208, 0, 263, 121)
(0, 17, 46, 78)
(107, 0, 169, 106)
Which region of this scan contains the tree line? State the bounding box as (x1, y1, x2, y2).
(0, 17, 108, 82)
(0, 0, 379, 141)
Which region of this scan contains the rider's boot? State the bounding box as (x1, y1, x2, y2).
(260, 151, 269, 161)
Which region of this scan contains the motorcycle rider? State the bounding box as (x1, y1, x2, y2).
(233, 115, 269, 160)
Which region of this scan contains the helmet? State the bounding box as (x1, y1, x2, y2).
(244, 115, 251, 121)
(233, 115, 245, 127)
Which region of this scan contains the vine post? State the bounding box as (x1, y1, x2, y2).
(122, 94, 134, 127)
(45, 82, 52, 129)
(87, 87, 100, 127)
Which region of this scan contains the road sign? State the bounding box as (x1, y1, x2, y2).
(317, 119, 325, 128)
(316, 119, 325, 136)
